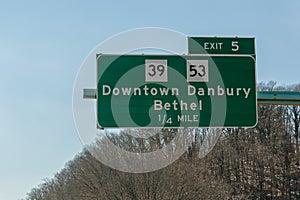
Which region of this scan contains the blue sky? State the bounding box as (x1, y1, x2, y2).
(0, 0, 299, 199)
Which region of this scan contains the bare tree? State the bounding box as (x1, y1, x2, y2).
(26, 81, 300, 200)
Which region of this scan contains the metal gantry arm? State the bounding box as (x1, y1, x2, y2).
(83, 89, 300, 105)
(257, 91, 300, 105)
(83, 89, 97, 99)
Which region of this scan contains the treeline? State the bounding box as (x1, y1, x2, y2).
(26, 82, 300, 199)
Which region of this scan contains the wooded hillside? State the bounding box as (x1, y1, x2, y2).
(26, 82, 300, 200)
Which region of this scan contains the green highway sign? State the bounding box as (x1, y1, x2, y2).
(97, 54, 257, 128)
(188, 37, 255, 55)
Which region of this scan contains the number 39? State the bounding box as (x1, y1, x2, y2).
(148, 64, 165, 77)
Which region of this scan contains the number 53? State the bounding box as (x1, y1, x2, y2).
(186, 60, 209, 82)
(189, 64, 206, 77)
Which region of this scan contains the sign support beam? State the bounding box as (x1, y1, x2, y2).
(257, 91, 300, 105)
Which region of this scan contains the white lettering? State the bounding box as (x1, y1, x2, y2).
(159, 87, 169, 95)
(218, 85, 224, 96)
(199, 100, 202, 110)
(143, 85, 149, 95)
(236, 88, 241, 96)
(226, 88, 234, 96)
(198, 88, 205, 96)
(154, 100, 202, 111)
(133, 88, 141, 95)
(171, 88, 179, 96)
(150, 88, 158, 95)
(164, 102, 171, 110)
(218, 42, 223, 49)
(112, 88, 119, 95)
(190, 102, 197, 110)
(122, 87, 132, 95)
(204, 43, 209, 49)
(188, 85, 195, 95)
(178, 115, 199, 122)
(102, 85, 111, 95)
(208, 88, 215, 96)
(154, 100, 163, 110)
(243, 88, 251, 98)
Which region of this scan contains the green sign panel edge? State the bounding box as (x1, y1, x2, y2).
(96, 54, 257, 129)
(188, 37, 255, 56)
